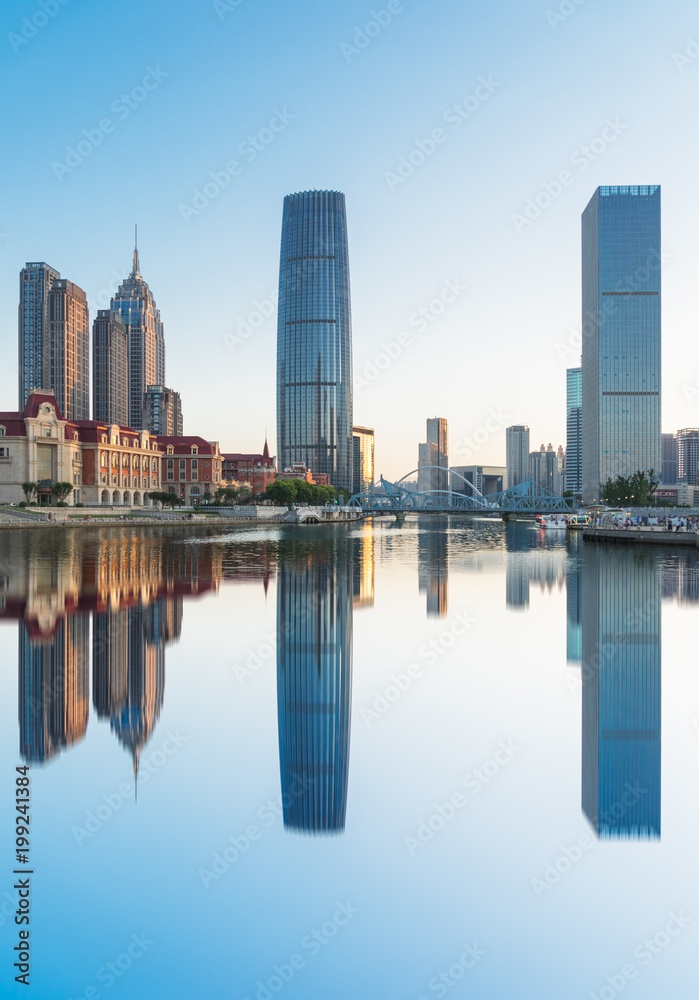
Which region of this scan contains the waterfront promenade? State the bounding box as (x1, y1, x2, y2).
(584, 526, 699, 548)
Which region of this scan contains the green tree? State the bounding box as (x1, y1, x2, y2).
(21, 482, 37, 503)
(50, 482, 73, 503)
(146, 490, 185, 508)
(264, 480, 298, 506)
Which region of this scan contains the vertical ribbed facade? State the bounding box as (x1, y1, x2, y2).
(581, 186, 661, 503)
(581, 544, 661, 838)
(506, 425, 530, 488)
(277, 191, 353, 492)
(93, 309, 128, 426)
(277, 540, 352, 833)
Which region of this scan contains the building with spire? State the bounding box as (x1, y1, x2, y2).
(111, 229, 166, 430)
(222, 440, 276, 495)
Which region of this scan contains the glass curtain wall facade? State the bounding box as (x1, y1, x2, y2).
(661, 433, 678, 485)
(276, 191, 354, 492)
(18, 262, 61, 409)
(566, 367, 582, 494)
(581, 186, 661, 503)
(352, 425, 374, 495)
(676, 428, 699, 485)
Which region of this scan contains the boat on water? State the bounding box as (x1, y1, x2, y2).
(538, 515, 568, 530)
(283, 505, 364, 526)
(567, 514, 591, 530)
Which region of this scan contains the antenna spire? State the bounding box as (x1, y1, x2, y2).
(133, 224, 139, 274)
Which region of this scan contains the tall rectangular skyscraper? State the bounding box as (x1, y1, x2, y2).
(93, 309, 128, 426)
(506, 425, 530, 488)
(566, 367, 582, 494)
(426, 417, 448, 492)
(276, 191, 354, 492)
(18, 262, 61, 409)
(581, 186, 661, 503)
(47, 279, 90, 420)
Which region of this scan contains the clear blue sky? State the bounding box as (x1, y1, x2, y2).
(2, 0, 699, 478)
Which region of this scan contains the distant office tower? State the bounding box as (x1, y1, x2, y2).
(19, 615, 89, 763)
(18, 263, 89, 420)
(352, 425, 374, 495)
(277, 540, 352, 833)
(18, 262, 60, 409)
(676, 428, 699, 485)
(111, 236, 166, 430)
(417, 441, 437, 492)
(426, 417, 448, 492)
(506, 425, 530, 488)
(276, 191, 354, 492)
(661, 433, 679, 485)
(143, 385, 183, 437)
(93, 309, 128, 425)
(530, 443, 562, 494)
(581, 186, 661, 503)
(581, 544, 660, 838)
(566, 367, 582, 494)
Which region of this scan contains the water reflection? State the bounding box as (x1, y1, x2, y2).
(581, 544, 661, 839)
(418, 518, 449, 617)
(276, 536, 353, 834)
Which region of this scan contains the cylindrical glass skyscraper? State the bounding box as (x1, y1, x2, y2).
(276, 190, 354, 492)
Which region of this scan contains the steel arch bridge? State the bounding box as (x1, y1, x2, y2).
(347, 467, 573, 515)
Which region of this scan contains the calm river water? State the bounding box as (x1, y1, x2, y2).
(0, 518, 697, 999)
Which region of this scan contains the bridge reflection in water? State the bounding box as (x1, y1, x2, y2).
(348, 467, 572, 515)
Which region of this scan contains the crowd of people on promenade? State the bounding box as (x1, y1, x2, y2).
(593, 514, 699, 533)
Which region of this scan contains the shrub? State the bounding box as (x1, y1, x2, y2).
(18, 501, 27, 508)
(56, 501, 69, 507)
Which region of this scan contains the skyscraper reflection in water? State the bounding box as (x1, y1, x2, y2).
(418, 518, 448, 617)
(581, 544, 661, 839)
(277, 534, 354, 834)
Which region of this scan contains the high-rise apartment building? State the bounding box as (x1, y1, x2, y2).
(581, 186, 661, 503)
(18, 263, 89, 420)
(566, 367, 582, 494)
(352, 425, 374, 495)
(93, 309, 128, 426)
(46, 279, 90, 421)
(143, 385, 183, 437)
(661, 433, 679, 485)
(676, 428, 699, 485)
(111, 238, 166, 430)
(506, 425, 530, 488)
(18, 261, 60, 409)
(530, 443, 563, 494)
(276, 191, 354, 492)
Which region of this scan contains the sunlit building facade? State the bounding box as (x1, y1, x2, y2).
(352, 425, 374, 496)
